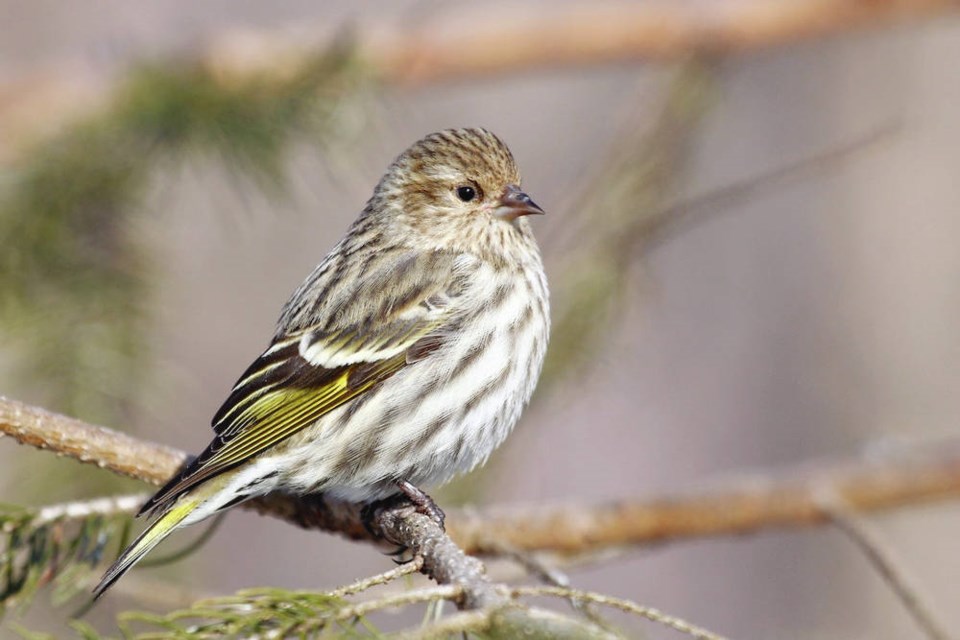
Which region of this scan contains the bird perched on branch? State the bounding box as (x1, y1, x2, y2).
(94, 128, 549, 597)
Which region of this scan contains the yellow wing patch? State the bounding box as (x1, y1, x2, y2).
(141, 350, 411, 515)
(140, 265, 460, 518)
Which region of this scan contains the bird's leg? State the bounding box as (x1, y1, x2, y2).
(396, 480, 446, 530)
(359, 480, 446, 544)
(359, 483, 444, 563)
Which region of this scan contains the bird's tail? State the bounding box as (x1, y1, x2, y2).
(93, 461, 278, 598)
(93, 494, 201, 599)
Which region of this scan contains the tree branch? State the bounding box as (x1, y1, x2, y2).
(372, 506, 505, 610)
(450, 446, 960, 554)
(509, 585, 730, 640)
(2, 0, 958, 160)
(0, 395, 513, 617)
(358, 0, 960, 85)
(0, 397, 185, 485)
(5, 395, 960, 560)
(6, 395, 959, 639)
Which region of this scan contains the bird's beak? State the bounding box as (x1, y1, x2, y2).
(494, 184, 544, 221)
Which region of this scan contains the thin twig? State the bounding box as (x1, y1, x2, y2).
(329, 585, 461, 621)
(490, 541, 617, 632)
(484, 542, 571, 588)
(817, 492, 954, 640)
(329, 555, 424, 598)
(31, 493, 149, 526)
(643, 121, 902, 251)
(509, 585, 730, 640)
(483, 541, 603, 623)
(483, 547, 631, 586)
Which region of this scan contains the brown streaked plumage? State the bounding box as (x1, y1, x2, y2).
(94, 128, 549, 597)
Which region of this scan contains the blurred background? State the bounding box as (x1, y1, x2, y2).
(2, 1, 960, 638)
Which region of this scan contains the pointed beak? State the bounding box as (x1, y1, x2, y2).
(494, 184, 544, 221)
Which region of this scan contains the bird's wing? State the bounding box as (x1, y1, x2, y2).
(140, 249, 464, 516)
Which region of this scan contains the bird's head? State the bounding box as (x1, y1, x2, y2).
(370, 128, 544, 260)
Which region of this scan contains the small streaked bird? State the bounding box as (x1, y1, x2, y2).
(94, 128, 549, 597)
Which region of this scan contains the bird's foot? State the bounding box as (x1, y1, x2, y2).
(396, 480, 445, 530)
(359, 480, 446, 551)
(360, 493, 416, 563)
(360, 496, 402, 539)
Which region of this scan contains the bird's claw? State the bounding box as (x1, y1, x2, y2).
(396, 480, 446, 530)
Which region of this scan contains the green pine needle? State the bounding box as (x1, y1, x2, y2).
(0, 504, 128, 614)
(0, 38, 373, 427)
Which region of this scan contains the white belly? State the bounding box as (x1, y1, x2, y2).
(270, 261, 549, 502)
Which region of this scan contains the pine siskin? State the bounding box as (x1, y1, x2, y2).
(94, 128, 549, 597)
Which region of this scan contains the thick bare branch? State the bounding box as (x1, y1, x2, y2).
(5, 395, 960, 560)
(0, 396, 185, 484)
(372, 506, 505, 610)
(450, 447, 960, 554)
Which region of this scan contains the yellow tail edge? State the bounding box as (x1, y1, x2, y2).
(93, 496, 200, 599)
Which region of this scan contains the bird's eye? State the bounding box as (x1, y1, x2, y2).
(456, 185, 477, 202)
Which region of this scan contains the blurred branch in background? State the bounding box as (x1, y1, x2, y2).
(361, 0, 960, 84)
(544, 98, 901, 383)
(642, 121, 901, 250)
(3, 0, 959, 160)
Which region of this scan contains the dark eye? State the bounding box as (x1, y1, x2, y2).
(456, 185, 476, 202)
